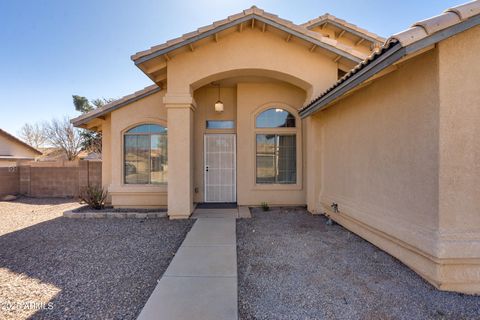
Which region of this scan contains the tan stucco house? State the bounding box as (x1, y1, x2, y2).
(0, 129, 42, 167)
(72, 1, 480, 294)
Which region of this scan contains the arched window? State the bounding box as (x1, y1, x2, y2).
(255, 108, 296, 128)
(255, 108, 297, 184)
(124, 124, 167, 184)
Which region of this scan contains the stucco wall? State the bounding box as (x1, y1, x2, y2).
(166, 27, 338, 101)
(313, 49, 440, 255)
(193, 86, 237, 203)
(0, 134, 39, 158)
(237, 82, 306, 206)
(437, 25, 480, 256)
(107, 90, 168, 208)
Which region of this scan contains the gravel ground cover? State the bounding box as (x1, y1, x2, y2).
(0, 197, 193, 320)
(73, 205, 167, 213)
(237, 207, 480, 320)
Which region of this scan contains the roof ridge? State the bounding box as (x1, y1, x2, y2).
(131, 7, 368, 62)
(300, 13, 386, 42)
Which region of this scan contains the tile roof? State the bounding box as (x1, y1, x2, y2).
(71, 84, 161, 127)
(300, 0, 480, 116)
(0, 128, 42, 155)
(301, 13, 386, 43)
(131, 6, 369, 63)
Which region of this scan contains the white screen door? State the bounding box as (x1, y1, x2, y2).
(204, 134, 236, 203)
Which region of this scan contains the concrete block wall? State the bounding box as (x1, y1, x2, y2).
(30, 166, 80, 197)
(1, 160, 102, 198)
(0, 167, 19, 196)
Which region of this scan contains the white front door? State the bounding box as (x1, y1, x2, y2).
(204, 134, 236, 203)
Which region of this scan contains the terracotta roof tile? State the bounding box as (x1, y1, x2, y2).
(301, 13, 386, 43)
(131, 6, 370, 62)
(446, 1, 480, 19)
(388, 0, 480, 46)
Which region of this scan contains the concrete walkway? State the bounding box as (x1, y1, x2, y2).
(137, 209, 238, 320)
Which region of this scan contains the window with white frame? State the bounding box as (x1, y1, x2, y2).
(124, 124, 167, 184)
(255, 108, 297, 184)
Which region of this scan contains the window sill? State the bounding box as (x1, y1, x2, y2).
(253, 183, 302, 191)
(109, 184, 167, 194)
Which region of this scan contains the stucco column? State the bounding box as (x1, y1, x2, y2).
(164, 93, 196, 219)
(305, 116, 321, 213)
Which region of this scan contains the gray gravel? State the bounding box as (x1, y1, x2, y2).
(0, 197, 193, 320)
(73, 205, 167, 213)
(237, 207, 480, 320)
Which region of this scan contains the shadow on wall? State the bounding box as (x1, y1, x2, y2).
(0, 216, 193, 319)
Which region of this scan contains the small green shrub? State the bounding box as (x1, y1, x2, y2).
(261, 201, 269, 211)
(80, 186, 108, 210)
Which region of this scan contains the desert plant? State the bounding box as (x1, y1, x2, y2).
(261, 201, 269, 211)
(80, 186, 108, 210)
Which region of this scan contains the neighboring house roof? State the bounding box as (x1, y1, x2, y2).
(81, 152, 101, 161)
(0, 156, 37, 161)
(36, 148, 101, 161)
(131, 6, 368, 66)
(300, 0, 480, 117)
(71, 84, 161, 127)
(0, 128, 42, 156)
(301, 13, 386, 44)
(37, 147, 68, 161)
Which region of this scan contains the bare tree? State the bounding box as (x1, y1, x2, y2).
(43, 117, 82, 160)
(18, 123, 47, 149)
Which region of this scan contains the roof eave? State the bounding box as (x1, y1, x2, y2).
(71, 86, 162, 127)
(132, 13, 364, 66)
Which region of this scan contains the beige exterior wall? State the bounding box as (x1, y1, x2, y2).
(193, 86, 237, 203)
(0, 134, 39, 161)
(312, 49, 441, 276)
(434, 26, 480, 292)
(101, 115, 112, 203)
(438, 25, 480, 234)
(104, 78, 309, 210)
(106, 90, 168, 208)
(236, 82, 306, 205)
(192, 81, 306, 205)
(312, 26, 480, 293)
(162, 27, 340, 216)
(166, 27, 337, 100)
(314, 50, 440, 250)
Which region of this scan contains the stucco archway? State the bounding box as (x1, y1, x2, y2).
(165, 28, 338, 102)
(190, 68, 313, 104)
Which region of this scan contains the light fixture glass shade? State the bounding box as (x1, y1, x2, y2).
(215, 101, 224, 112)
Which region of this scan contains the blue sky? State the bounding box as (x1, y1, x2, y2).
(0, 0, 466, 136)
